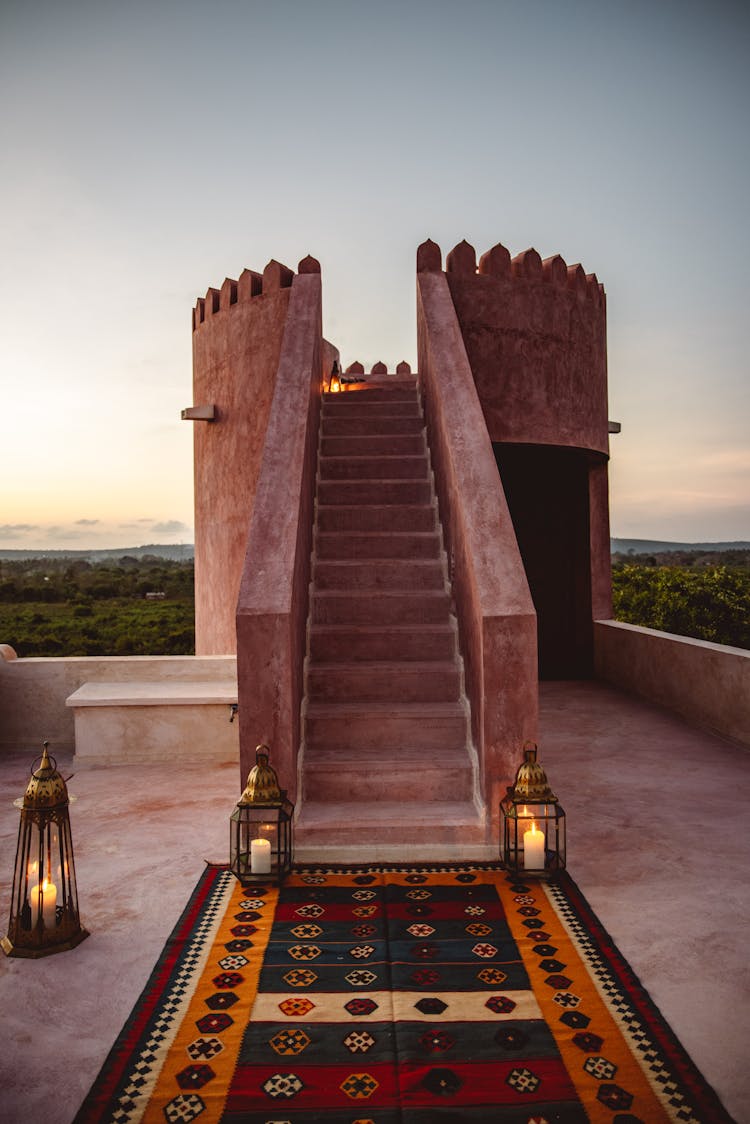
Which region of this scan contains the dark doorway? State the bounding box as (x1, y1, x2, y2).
(493, 443, 593, 679)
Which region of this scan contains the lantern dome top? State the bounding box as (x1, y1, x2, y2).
(238, 744, 283, 806)
(510, 742, 558, 803)
(23, 742, 68, 809)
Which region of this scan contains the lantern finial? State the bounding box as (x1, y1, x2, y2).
(239, 744, 282, 805)
(511, 741, 558, 803)
(24, 742, 68, 809)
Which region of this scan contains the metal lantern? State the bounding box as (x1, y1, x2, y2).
(230, 744, 294, 885)
(2, 743, 88, 958)
(500, 742, 566, 878)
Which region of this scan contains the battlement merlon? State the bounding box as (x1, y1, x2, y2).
(416, 238, 609, 456)
(192, 256, 320, 331)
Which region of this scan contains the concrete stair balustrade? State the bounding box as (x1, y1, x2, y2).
(295, 379, 484, 858)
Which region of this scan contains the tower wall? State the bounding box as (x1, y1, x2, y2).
(190, 261, 299, 654)
(418, 239, 613, 676)
(442, 239, 608, 455)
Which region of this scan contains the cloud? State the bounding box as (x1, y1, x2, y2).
(150, 520, 190, 535)
(0, 523, 38, 539)
(75, 518, 100, 526)
(45, 526, 88, 541)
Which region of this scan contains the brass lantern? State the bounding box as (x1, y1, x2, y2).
(230, 744, 294, 885)
(500, 742, 566, 878)
(2, 743, 89, 957)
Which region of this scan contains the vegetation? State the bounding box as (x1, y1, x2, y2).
(0, 557, 194, 656)
(1, 550, 747, 656)
(611, 551, 750, 650)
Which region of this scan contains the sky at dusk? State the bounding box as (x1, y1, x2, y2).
(1, 0, 748, 550)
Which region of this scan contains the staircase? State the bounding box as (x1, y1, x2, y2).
(295, 378, 487, 859)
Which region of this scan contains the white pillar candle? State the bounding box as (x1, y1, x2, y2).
(29, 879, 57, 928)
(523, 821, 545, 871)
(250, 837, 272, 874)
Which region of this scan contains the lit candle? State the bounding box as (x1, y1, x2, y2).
(250, 837, 271, 874)
(523, 821, 545, 871)
(29, 879, 58, 928)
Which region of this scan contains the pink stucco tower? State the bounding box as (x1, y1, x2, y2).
(418, 237, 612, 678)
(188, 256, 325, 655)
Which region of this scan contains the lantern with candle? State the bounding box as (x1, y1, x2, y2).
(2, 742, 88, 958)
(230, 744, 294, 884)
(500, 742, 566, 878)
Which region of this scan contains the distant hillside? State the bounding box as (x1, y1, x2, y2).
(611, 538, 750, 555)
(3, 540, 748, 561)
(0, 543, 194, 563)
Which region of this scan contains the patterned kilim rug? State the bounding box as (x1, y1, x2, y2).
(74, 863, 734, 1124)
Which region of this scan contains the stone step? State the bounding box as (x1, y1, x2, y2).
(316, 532, 442, 560)
(324, 382, 417, 401)
(322, 415, 425, 437)
(293, 800, 489, 858)
(319, 455, 429, 481)
(307, 660, 461, 703)
(300, 744, 473, 802)
(316, 504, 436, 533)
(320, 433, 426, 457)
(309, 623, 457, 663)
(312, 590, 451, 625)
(313, 558, 445, 591)
(322, 399, 421, 418)
(305, 700, 468, 752)
(317, 479, 432, 506)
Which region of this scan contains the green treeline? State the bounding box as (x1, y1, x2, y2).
(0, 557, 195, 656)
(0, 552, 747, 657)
(612, 552, 750, 650)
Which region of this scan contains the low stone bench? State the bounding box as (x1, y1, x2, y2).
(65, 680, 239, 764)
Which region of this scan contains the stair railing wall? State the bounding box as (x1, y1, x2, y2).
(417, 269, 538, 831)
(236, 270, 323, 798)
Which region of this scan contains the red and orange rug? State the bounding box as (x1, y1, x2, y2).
(74, 864, 734, 1123)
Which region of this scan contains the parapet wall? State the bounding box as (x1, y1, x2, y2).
(595, 621, 750, 747)
(418, 238, 608, 455)
(0, 649, 236, 753)
(190, 255, 321, 655)
(417, 268, 538, 825)
(236, 271, 323, 797)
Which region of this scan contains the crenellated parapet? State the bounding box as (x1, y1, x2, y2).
(342, 360, 413, 378)
(418, 238, 604, 306)
(192, 256, 320, 331)
(416, 238, 608, 456)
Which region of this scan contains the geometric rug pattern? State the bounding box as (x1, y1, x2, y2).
(73, 863, 735, 1123)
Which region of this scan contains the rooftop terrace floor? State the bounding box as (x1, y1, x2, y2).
(0, 679, 747, 1123)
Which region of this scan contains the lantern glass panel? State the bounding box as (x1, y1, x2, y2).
(500, 795, 566, 878)
(230, 800, 293, 885)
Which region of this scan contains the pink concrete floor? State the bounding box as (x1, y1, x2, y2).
(0, 680, 747, 1123)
